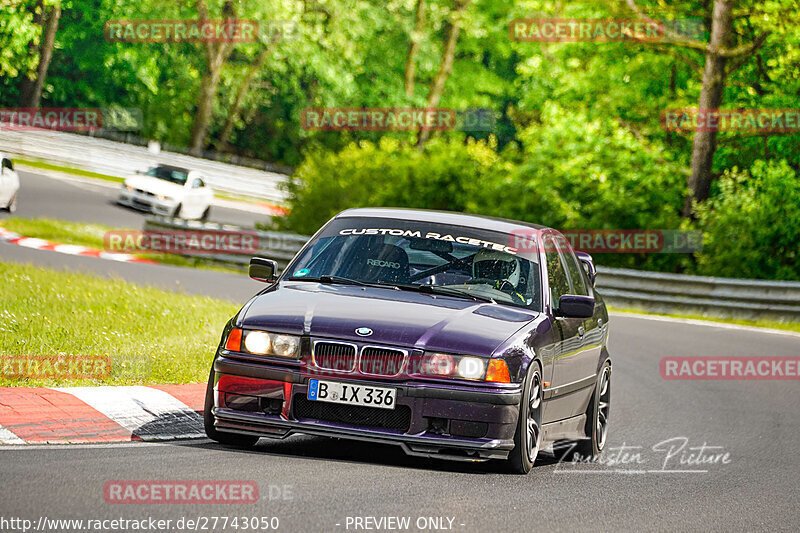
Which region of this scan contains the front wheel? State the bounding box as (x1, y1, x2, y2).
(171, 203, 183, 219)
(504, 364, 543, 474)
(6, 194, 17, 213)
(203, 368, 260, 447)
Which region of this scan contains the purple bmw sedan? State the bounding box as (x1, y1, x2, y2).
(204, 208, 611, 474)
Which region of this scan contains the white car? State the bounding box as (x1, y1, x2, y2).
(0, 153, 20, 213)
(117, 165, 214, 220)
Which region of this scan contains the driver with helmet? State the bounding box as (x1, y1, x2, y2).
(471, 249, 527, 305)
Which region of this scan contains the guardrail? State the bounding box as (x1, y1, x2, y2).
(0, 130, 288, 203)
(142, 216, 307, 270)
(142, 217, 800, 321)
(595, 266, 800, 321)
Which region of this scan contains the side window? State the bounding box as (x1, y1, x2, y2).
(1, 159, 12, 171)
(192, 178, 204, 188)
(544, 236, 570, 308)
(564, 250, 589, 296)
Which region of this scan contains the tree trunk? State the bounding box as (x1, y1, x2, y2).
(682, 0, 733, 217)
(188, 0, 235, 156)
(19, 0, 45, 107)
(215, 44, 275, 149)
(404, 0, 426, 97)
(27, 4, 61, 108)
(417, 0, 470, 148)
(189, 63, 223, 156)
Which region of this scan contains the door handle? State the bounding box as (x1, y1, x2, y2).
(578, 325, 585, 337)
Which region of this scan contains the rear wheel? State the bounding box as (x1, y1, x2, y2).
(203, 368, 260, 447)
(504, 364, 543, 474)
(6, 194, 17, 213)
(563, 361, 611, 460)
(200, 206, 211, 222)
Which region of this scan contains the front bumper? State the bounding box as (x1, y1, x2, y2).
(211, 355, 522, 461)
(117, 190, 177, 216)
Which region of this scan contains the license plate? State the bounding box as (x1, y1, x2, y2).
(307, 379, 396, 410)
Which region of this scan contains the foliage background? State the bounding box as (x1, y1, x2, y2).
(1, 0, 798, 279)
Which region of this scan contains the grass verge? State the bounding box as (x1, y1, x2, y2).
(17, 158, 124, 184)
(608, 306, 800, 334)
(1, 216, 243, 273)
(0, 261, 240, 387)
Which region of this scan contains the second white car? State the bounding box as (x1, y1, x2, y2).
(117, 165, 214, 220)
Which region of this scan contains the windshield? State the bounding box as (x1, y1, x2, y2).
(286, 217, 542, 311)
(145, 166, 189, 185)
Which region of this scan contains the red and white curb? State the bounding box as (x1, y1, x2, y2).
(0, 384, 206, 444)
(0, 227, 157, 264)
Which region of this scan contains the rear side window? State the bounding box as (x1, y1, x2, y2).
(544, 235, 570, 308)
(1, 159, 12, 171)
(563, 249, 589, 296)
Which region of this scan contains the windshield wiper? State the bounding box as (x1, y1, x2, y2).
(318, 275, 403, 290)
(288, 275, 494, 303)
(414, 284, 496, 304)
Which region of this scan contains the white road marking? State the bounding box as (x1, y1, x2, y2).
(0, 439, 211, 450)
(0, 424, 26, 445)
(52, 386, 204, 441)
(15, 238, 51, 249)
(53, 244, 90, 254)
(610, 311, 800, 339)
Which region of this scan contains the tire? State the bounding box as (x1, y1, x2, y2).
(171, 203, 182, 218)
(200, 206, 211, 222)
(563, 361, 611, 460)
(203, 368, 260, 447)
(504, 363, 543, 474)
(7, 194, 17, 213)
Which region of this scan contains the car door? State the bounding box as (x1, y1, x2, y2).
(541, 233, 583, 423)
(195, 177, 213, 211)
(560, 241, 601, 415)
(181, 177, 202, 218)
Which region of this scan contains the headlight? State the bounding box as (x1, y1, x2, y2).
(156, 194, 173, 201)
(457, 357, 485, 379)
(243, 331, 271, 354)
(420, 353, 491, 381)
(272, 334, 300, 357)
(124, 184, 134, 191)
(225, 328, 301, 359)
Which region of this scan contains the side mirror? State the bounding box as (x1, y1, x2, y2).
(558, 294, 595, 319)
(249, 257, 278, 283)
(575, 251, 596, 287)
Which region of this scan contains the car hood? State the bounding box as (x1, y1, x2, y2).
(239, 282, 538, 356)
(124, 175, 184, 196)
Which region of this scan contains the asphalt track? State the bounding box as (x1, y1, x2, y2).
(2, 171, 800, 532)
(4, 169, 268, 228)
